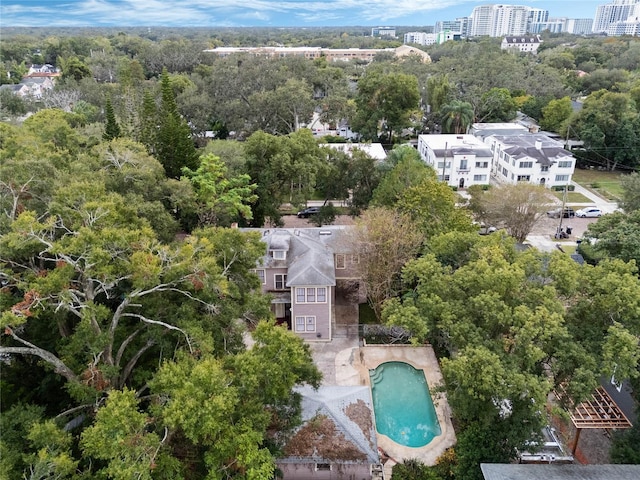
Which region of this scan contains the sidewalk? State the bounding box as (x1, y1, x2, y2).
(568, 181, 618, 213)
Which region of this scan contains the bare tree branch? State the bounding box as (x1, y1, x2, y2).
(1, 329, 78, 383)
(121, 313, 193, 353)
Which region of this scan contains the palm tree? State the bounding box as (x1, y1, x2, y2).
(440, 100, 474, 134)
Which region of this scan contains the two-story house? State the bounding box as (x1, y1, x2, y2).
(486, 133, 576, 188)
(253, 227, 359, 342)
(417, 134, 493, 188)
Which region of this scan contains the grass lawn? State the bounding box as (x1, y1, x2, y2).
(572, 169, 624, 201)
(554, 192, 593, 203)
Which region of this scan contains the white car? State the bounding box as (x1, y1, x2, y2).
(575, 207, 602, 218)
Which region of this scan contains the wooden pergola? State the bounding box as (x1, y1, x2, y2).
(564, 386, 633, 455)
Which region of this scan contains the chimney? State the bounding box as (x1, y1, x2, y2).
(535, 140, 542, 150)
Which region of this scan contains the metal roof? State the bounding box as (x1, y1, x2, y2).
(481, 464, 640, 480)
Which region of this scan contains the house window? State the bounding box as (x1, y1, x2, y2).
(335, 254, 346, 269)
(517, 175, 531, 182)
(555, 175, 569, 182)
(317, 287, 326, 302)
(253, 269, 265, 284)
(316, 463, 331, 471)
(271, 250, 286, 260)
(459, 159, 468, 170)
(306, 288, 315, 303)
(502, 167, 508, 177)
(274, 274, 287, 290)
(474, 174, 487, 182)
(295, 316, 316, 332)
(558, 161, 572, 168)
(295, 287, 327, 303)
(475, 161, 488, 168)
(519, 161, 533, 168)
(541, 166, 549, 172)
(436, 161, 451, 169)
(350, 254, 360, 265)
(296, 288, 306, 303)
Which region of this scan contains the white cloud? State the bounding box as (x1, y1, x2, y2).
(1, 0, 477, 26)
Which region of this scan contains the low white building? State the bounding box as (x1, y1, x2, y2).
(501, 35, 542, 54)
(486, 134, 575, 188)
(417, 134, 493, 188)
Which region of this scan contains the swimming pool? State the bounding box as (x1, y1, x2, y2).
(369, 361, 442, 448)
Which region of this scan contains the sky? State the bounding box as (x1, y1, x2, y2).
(1, 1, 604, 28)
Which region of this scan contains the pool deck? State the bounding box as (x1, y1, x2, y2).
(311, 333, 457, 473)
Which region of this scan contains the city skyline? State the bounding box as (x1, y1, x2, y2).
(2, 1, 606, 28)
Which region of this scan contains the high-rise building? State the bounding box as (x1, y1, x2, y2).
(565, 18, 594, 34)
(605, 1, 640, 35)
(493, 4, 530, 35)
(470, 5, 496, 36)
(592, 0, 639, 33)
(470, 4, 550, 36)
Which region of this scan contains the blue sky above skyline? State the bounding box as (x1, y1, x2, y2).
(1, 1, 604, 28)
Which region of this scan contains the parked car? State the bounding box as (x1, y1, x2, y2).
(297, 206, 321, 218)
(547, 207, 575, 218)
(575, 207, 602, 218)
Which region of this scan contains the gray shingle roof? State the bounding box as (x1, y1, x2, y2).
(493, 134, 572, 166)
(260, 229, 336, 286)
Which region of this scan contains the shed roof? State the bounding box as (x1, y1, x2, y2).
(280, 385, 378, 464)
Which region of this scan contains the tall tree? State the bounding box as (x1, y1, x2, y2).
(440, 100, 474, 134)
(155, 68, 199, 179)
(347, 207, 424, 321)
(372, 152, 437, 207)
(352, 67, 420, 143)
(244, 129, 324, 226)
(467, 184, 553, 243)
(570, 89, 640, 171)
(395, 178, 475, 240)
(620, 172, 640, 212)
(540, 96, 573, 133)
(182, 153, 257, 227)
(102, 95, 122, 141)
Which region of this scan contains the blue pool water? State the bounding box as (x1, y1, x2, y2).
(369, 361, 442, 448)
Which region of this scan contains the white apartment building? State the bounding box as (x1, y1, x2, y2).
(486, 134, 576, 188)
(471, 5, 495, 36)
(593, 0, 639, 33)
(606, 1, 640, 35)
(565, 18, 595, 34)
(372, 26, 396, 37)
(470, 4, 550, 36)
(493, 4, 531, 36)
(404, 32, 438, 45)
(435, 17, 470, 36)
(529, 18, 566, 33)
(417, 135, 494, 188)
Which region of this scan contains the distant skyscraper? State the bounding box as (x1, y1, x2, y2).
(470, 4, 550, 37)
(565, 18, 594, 34)
(470, 5, 495, 36)
(592, 0, 639, 32)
